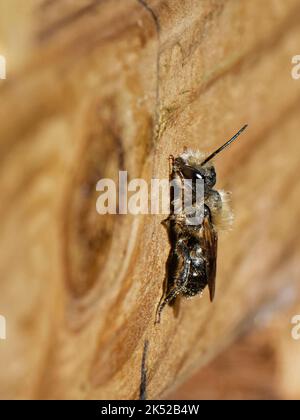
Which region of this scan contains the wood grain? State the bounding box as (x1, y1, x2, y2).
(0, 0, 300, 399)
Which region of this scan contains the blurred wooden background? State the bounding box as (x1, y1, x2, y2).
(0, 0, 300, 399)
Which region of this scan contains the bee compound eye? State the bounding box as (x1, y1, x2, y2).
(181, 165, 204, 181)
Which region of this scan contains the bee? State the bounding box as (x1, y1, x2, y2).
(155, 125, 248, 324)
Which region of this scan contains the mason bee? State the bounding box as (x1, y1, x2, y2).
(155, 125, 248, 324)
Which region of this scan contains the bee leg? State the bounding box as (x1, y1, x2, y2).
(155, 288, 181, 325)
(155, 241, 191, 324)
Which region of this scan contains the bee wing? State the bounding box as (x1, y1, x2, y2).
(203, 215, 218, 301)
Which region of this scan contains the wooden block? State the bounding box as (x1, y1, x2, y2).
(0, 0, 300, 399)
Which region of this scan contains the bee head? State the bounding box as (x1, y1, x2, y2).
(175, 157, 216, 189)
(177, 124, 248, 188)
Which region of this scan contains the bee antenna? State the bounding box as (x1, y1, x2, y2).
(201, 124, 248, 166)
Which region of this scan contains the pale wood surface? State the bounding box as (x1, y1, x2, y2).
(0, 0, 300, 399)
(169, 301, 300, 400)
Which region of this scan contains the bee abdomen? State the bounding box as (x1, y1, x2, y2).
(182, 258, 208, 297)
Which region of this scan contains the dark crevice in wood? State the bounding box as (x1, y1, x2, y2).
(139, 339, 149, 400)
